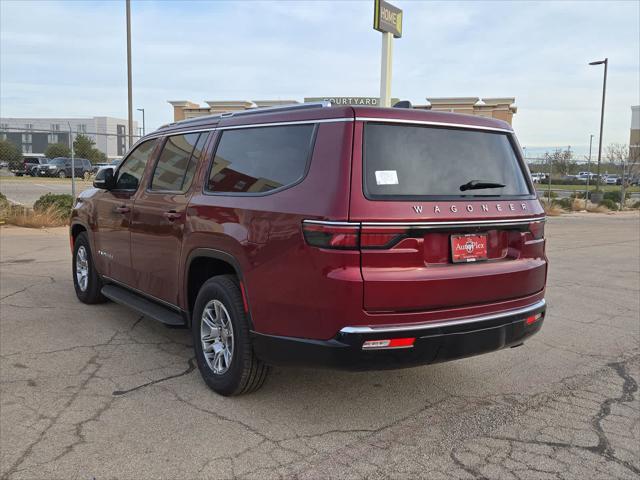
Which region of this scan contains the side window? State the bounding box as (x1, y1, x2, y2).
(115, 139, 158, 190)
(150, 132, 208, 192)
(207, 125, 314, 194)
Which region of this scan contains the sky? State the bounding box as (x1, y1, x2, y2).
(1, 0, 638, 155)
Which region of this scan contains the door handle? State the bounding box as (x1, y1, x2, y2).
(115, 205, 130, 214)
(163, 210, 182, 221)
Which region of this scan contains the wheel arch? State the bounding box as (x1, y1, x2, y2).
(184, 249, 253, 329)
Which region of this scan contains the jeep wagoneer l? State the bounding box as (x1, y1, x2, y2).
(70, 102, 547, 396)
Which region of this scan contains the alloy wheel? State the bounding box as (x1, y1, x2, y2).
(200, 299, 234, 374)
(75, 246, 89, 292)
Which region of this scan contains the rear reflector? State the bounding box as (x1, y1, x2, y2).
(525, 313, 543, 325)
(362, 337, 415, 350)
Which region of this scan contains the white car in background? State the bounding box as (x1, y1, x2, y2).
(530, 172, 547, 183)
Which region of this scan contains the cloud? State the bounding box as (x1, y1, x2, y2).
(1, 0, 638, 150)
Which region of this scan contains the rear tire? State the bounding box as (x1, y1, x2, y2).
(58, 171, 66, 178)
(192, 275, 269, 396)
(72, 232, 106, 304)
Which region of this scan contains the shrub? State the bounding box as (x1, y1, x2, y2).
(553, 198, 572, 210)
(550, 178, 585, 185)
(598, 198, 618, 210)
(632, 201, 640, 209)
(603, 190, 629, 202)
(33, 193, 73, 217)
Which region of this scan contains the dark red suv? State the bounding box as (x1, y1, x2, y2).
(70, 102, 547, 396)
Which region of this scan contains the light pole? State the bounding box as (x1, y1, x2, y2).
(137, 108, 145, 137)
(589, 58, 608, 190)
(126, 0, 133, 150)
(585, 134, 593, 210)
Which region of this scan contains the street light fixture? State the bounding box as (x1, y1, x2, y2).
(137, 108, 145, 137)
(589, 58, 608, 190)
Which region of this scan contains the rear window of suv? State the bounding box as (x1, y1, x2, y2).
(363, 123, 531, 199)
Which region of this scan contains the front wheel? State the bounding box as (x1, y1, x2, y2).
(58, 170, 66, 178)
(72, 232, 106, 304)
(192, 275, 269, 396)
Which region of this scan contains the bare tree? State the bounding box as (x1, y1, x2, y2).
(543, 148, 575, 176)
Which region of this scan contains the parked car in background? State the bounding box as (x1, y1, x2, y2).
(36, 157, 92, 178)
(11, 157, 49, 176)
(604, 175, 620, 185)
(576, 172, 598, 182)
(70, 102, 548, 396)
(530, 172, 547, 183)
(95, 159, 121, 176)
(91, 162, 111, 174)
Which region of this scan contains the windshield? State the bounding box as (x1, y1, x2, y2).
(50, 158, 66, 165)
(364, 123, 531, 199)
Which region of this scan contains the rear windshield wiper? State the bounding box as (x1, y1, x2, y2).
(459, 180, 506, 192)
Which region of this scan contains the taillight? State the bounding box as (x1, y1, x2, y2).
(302, 222, 359, 250)
(528, 221, 545, 240)
(525, 312, 543, 325)
(360, 227, 407, 249)
(302, 222, 408, 250)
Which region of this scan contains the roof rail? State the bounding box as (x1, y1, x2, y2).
(161, 101, 332, 130)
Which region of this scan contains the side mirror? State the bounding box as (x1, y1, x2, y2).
(93, 168, 115, 190)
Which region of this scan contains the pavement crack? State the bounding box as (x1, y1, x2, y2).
(111, 356, 196, 396)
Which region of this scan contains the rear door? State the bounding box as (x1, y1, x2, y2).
(350, 120, 547, 313)
(130, 132, 210, 305)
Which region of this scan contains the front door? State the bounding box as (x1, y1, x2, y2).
(130, 132, 209, 305)
(93, 139, 159, 286)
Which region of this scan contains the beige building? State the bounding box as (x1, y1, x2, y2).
(168, 97, 517, 125)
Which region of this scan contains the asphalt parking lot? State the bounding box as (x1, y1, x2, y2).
(1, 213, 638, 480)
(0, 175, 92, 207)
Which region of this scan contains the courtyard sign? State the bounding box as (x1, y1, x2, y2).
(304, 97, 400, 107)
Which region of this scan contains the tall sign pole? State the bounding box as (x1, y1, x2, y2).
(374, 0, 402, 107)
(126, 0, 133, 150)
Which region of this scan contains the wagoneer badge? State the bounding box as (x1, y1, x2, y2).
(413, 203, 529, 214)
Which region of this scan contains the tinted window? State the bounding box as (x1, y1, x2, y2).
(364, 123, 530, 198)
(207, 125, 314, 194)
(150, 133, 207, 192)
(115, 139, 157, 190)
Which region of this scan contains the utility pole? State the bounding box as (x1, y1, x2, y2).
(585, 134, 593, 210)
(589, 58, 608, 190)
(380, 32, 393, 107)
(126, 0, 133, 150)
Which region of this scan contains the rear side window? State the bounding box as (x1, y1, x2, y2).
(364, 123, 530, 199)
(150, 133, 208, 192)
(207, 125, 315, 194)
(115, 139, 158, 190)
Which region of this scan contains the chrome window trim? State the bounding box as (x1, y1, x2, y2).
(303, 217, 545, 229)
(216, 118, 353, 131)
(355, 117, 513, 133)
(340, 299, 546, 334)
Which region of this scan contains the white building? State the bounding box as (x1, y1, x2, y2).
(0, 116, 139, 159)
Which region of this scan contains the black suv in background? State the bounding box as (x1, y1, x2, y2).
(36, 157, 92, 178)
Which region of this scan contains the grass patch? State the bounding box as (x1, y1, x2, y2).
(0, 204, 68, 228)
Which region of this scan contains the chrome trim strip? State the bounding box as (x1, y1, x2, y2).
(362, 217, 545, 228)
(303, 217, 545, 228)
(303, 220, 360, 227)
(355, 117, 513, 133)
(340, 299, 546, 334)
(217, 118, 353, 130)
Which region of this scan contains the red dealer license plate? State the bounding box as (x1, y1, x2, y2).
(451, 234, 488, 263)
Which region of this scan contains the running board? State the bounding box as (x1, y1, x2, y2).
(101, 284, 186, 327)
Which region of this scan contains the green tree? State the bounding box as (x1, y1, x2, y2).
(73, 134, 107, 164)
(45, 143, 71, 159)
(73, 134, 94, 159)
(0, 139, 23, 170)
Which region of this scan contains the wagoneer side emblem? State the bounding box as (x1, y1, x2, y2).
(412, 205, 423, 214)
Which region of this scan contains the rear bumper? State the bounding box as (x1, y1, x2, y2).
(252, 299, 546, 370)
